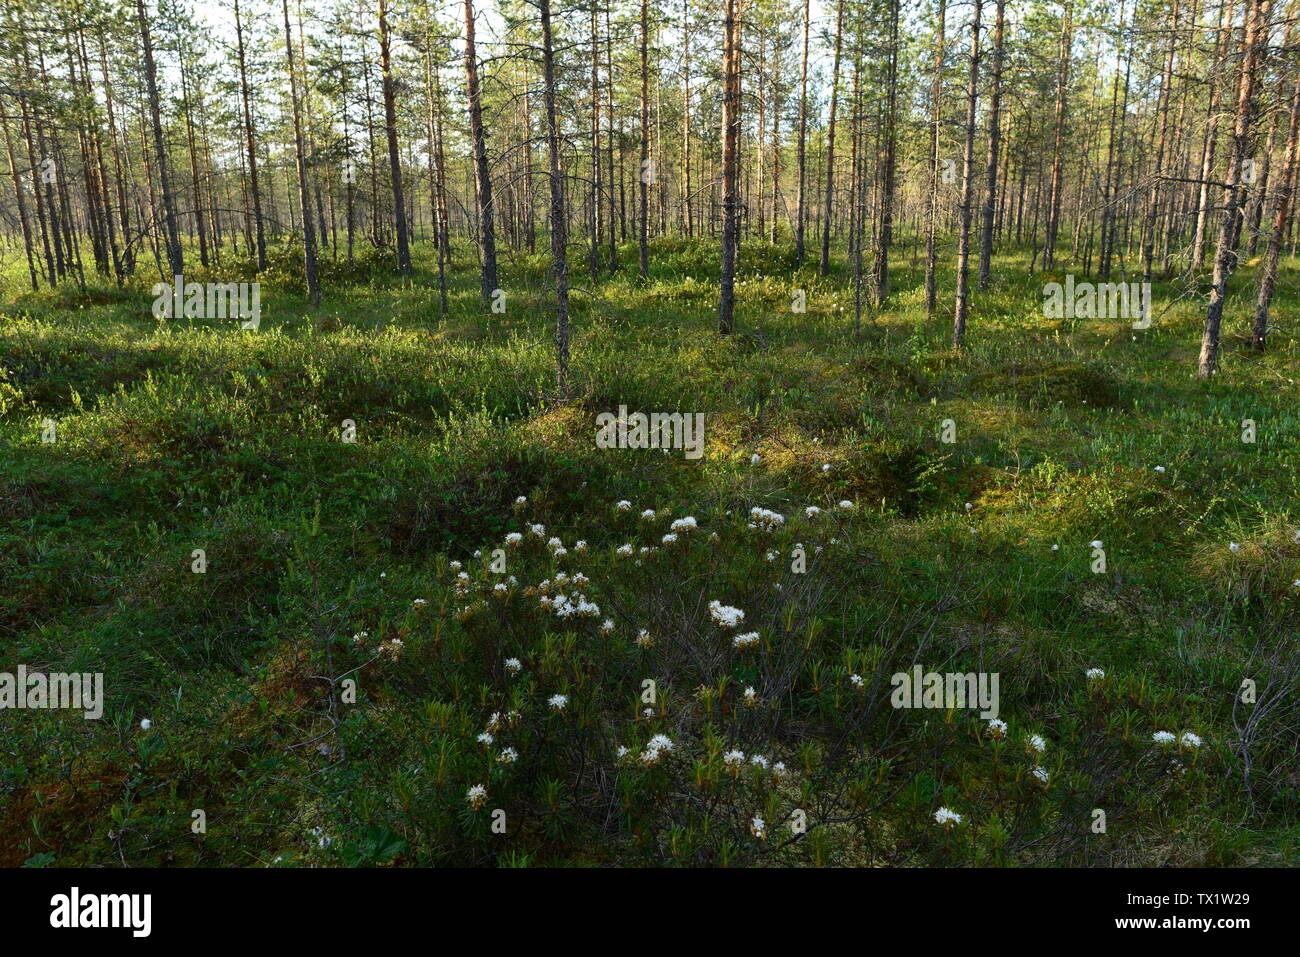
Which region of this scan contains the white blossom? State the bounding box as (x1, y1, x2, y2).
(934, 807, 963, 827)
(709, 600, 746, 628)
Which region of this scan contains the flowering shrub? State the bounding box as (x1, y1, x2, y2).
(265, 496, 1235, 867)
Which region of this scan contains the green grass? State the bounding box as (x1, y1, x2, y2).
(1, 234, 1298, 867)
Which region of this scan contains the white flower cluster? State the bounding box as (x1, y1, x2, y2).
(934, 806, 963, 827)
(709, 600, 745, 629)
(550, 593, 601, 619)
(732, 631, 760, 650)
(1153, 730, 1202, 748)
(748, 507, 785, 531)
(640, 734, 674, 766)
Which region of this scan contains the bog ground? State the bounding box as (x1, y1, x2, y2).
(1, 240, 1297, 866)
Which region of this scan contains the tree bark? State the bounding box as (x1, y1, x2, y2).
(1199, 0, 1270, 377)
(463, 0, 497, 302)
(953, 0, 982, 345)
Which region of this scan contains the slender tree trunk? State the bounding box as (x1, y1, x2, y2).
(1043, 0, 1072, 270)
(819, 0, 845, 277)
(136, 0, 183, 277)
(1192, 0, 1234, 270)
(1251, 54, 1299, 348)
(873, 0, 900, 306)
(1098, 0, 1129, 279)
(1, 105, 38, 290)
(794, 0, 810, 264)
(719, 0, 742, 334)
(682, 0, 694, 239)
(1141, 0, 1178, 282)
(176, 36, 208, 268)
(538, 0, 571, 396)
(378, 0, 411, 274)
(977, 0, 1006, 288)
(638, 0, 650, 278)
(590, 0, 602, 279)
(925, 0, 946, 315)
(953, 0, 982, 345)
(605, 3, 618, 271)
(282, 0, 321, 305)
(463, 0, 497, 302)
(1199, 0, 1270, 377)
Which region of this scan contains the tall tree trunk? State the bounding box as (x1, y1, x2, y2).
(873, 0, 900, 306)
(136, 0, 183, 277)
(1042, 0, 1071, 270)
(638, 0, 650, 278)
(1199, 0, 1270, 377)
(590, 0, 602, 279)
(925, 0, 947, 315)
(682, 0, 694, 239)
(953, 0, 982, 345)
(538, 0, 571, 396)
(819, 0, 845, 277)
(1191, 0, 1235, 270)
(718, 0, 742, 334)
(463, 0, 497, 302)
(794, 0, 810, 264)
(977, 0, 1006, 288)
(1251, 54, 1299, 348)
(1098, 0, 1130, 279)
(378, 0, 411, 274)
(1141, 0, 1178, 282)
(282, 0, 321, 305)
(426, 34, 450, 317)
(176, 35, 209, 268)
(1, 104, 38, 290)
(605, 2, 618, 271)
